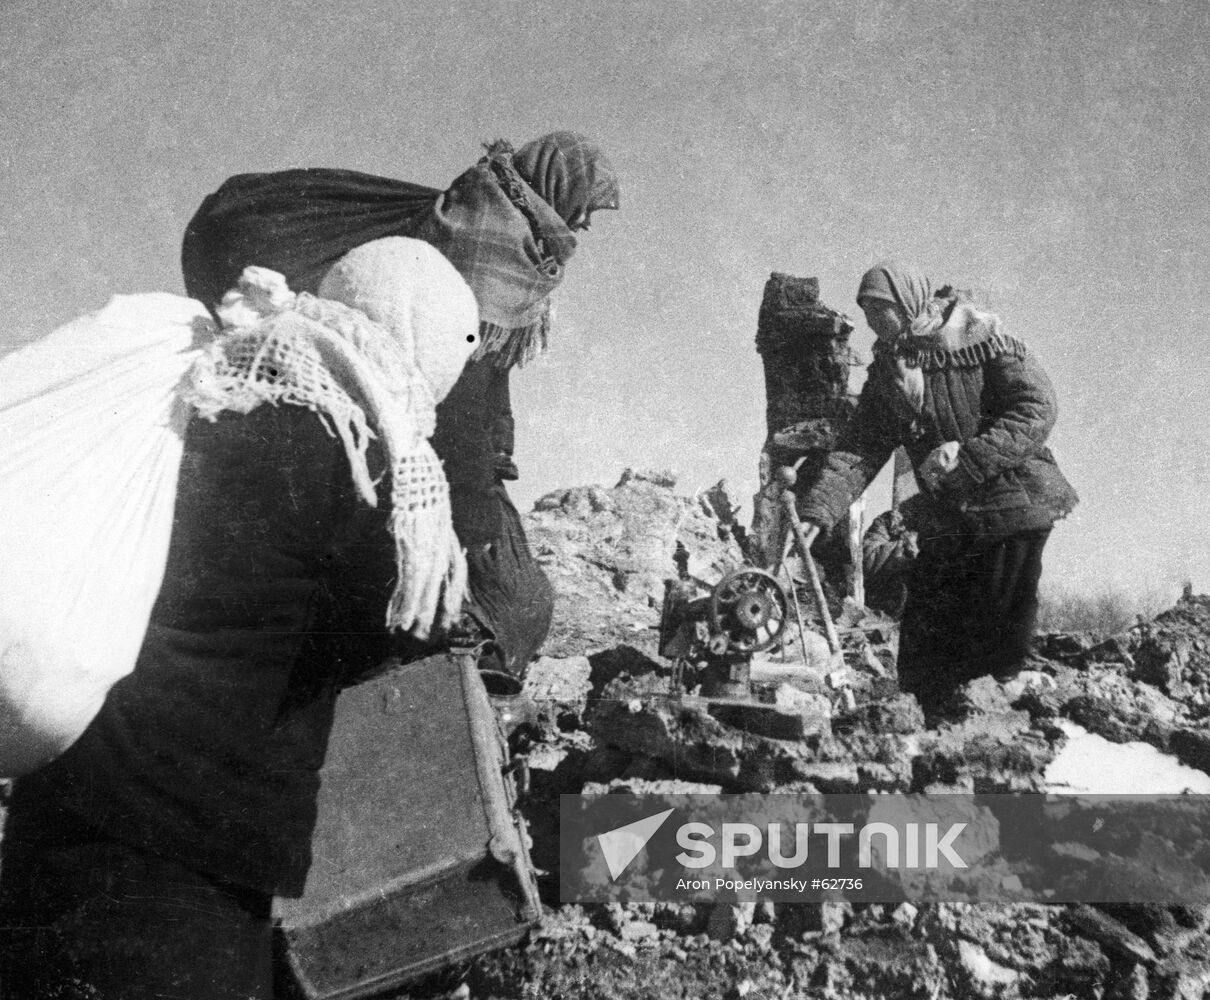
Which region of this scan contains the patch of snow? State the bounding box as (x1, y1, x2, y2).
(1044, 720, 1210, 794)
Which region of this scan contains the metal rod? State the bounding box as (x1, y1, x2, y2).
(780, 487, 842, 656)
(779, 557, 811, 665)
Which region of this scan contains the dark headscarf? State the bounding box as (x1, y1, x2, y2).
(512, 131, 620, 226)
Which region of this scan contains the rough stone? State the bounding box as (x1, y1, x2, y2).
(707, 903, 757, 941)
(956, 939, 1022, 996)
(1151, 943, 1210, 1000)
(891, 902, 919, 930)
(833, 693, 924, 736)
(832, 934, 946, 1000)
(583, 777, 722, 795)
(1064, 694, 1137, 744)
(1068, 906, 1158, 966)
(1038, 632, 1099, 659)
(1105, 963, 1149, 1000)
(819, 901, 852, 936)
(911, 748, 974, 793)
(1134, 637, 1193, 698)
(1075, 635, 1137, 670)
(524, 741, 575, 774)
(1169, 728, 1210, 774)
(772, 683, 833, 718)
(528, 469, 744, 657)
(523, 655, 593, 730)
(619, 919, 659, 943)
(1134, 595, 1210, 679)
(777, 759, 860, 793)
(855, 761, 906, 791)
(745, 923, 775, 953)
(700, 479, 741, 525)
(703, 689, 831, 742)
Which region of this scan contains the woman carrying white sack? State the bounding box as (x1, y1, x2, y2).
(0, 237, 476, 1000)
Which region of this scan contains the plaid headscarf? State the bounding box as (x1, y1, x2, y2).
(513, 131, 621, 225)
(411, 143, 575, 368)
(181, 135, 620, 372)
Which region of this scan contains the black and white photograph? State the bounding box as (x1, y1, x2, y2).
(2, 2, 1209, 997)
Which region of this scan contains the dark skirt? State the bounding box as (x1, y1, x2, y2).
(896, 528, 1050, 714)
(0, 794, 273, 1000)
(464, 486, 554, 676)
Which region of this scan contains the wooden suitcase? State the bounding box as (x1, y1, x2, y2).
(275, 653, 541, 1000)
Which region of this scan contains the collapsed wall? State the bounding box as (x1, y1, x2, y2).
(497, 472, 1210, 1000)
(526, 469, 745, 658)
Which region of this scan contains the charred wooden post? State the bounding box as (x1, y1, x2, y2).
(750, 272, 858, 600)
(756, 274, 852, 449)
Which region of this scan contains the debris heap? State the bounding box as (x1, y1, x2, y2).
(526, 468, 745, 658)
(8, 472, 1208, 1000)
(452, 474, 1210, 1000)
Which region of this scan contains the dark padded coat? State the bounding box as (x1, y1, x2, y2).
(799, 331, 1078, 543)
(10, 405, 396, 897)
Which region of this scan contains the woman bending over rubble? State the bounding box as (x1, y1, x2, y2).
(0, 239, 476, 1000)
(797, 262, 1078, 716)
(181, 131, 621, 678)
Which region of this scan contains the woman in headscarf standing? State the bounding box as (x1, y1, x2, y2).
(797, 262, 1078, 716)
(181, 131, 621, 676)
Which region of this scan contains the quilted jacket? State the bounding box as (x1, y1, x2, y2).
(799, 330, 1078, 542)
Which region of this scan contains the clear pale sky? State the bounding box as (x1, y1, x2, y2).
(2, 0, 1207, 601)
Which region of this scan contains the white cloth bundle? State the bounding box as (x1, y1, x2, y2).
(0, 238, 477, 779)
(0, 294, 213, 777)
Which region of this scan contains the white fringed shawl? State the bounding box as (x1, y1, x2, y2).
(183, 267, 465, 639)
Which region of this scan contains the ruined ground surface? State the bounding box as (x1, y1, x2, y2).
(5, 470, 1208, 999)
(416, 471, 1210, 1000)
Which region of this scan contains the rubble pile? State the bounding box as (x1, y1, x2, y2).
(4, 469, 1208, 998)
(456, 473, 1210, 1000)
(526, 469, 746, 657)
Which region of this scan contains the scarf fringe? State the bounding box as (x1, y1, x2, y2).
(183, 274, 463, 639)
(472, 313, 550, 369)
(384, 443, 467, 638)
(902, 331, 1029, 371)
(185, 329, 382, 506)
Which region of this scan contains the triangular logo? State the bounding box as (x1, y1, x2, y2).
(597, 809, 675, 881)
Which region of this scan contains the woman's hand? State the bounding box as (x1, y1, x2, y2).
(918, 440, 961, 491)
